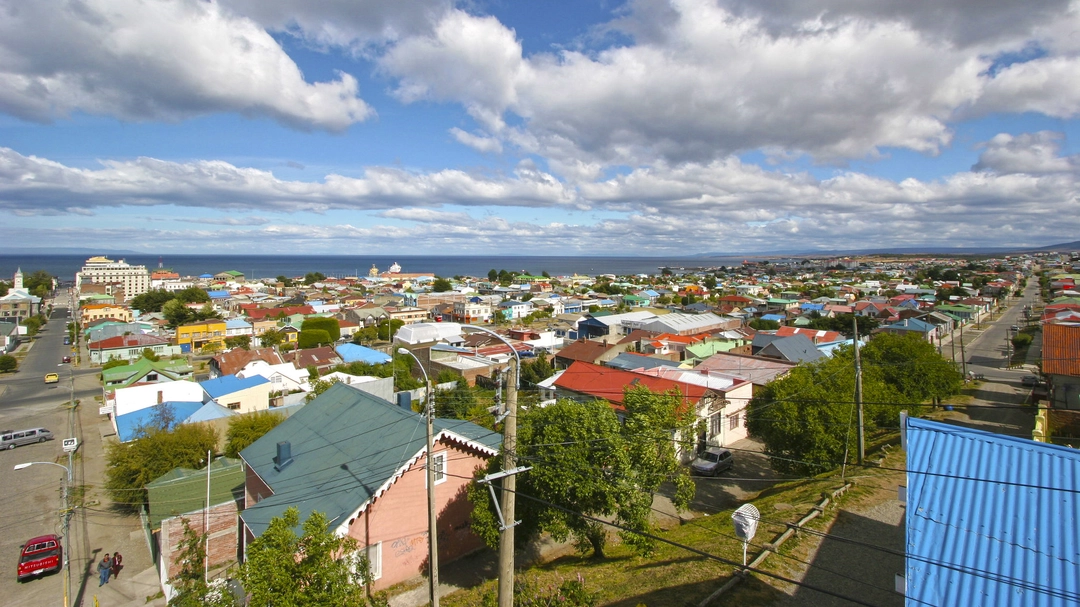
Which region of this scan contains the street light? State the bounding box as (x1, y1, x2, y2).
(15, 461, 72, 607)
(396, 347, 439, 607)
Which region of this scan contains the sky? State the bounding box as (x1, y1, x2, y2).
(1, 0, 1080, 256)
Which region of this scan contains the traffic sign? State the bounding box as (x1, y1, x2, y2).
(62, 438, 78, 453)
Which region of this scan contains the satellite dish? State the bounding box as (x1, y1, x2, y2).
(731, 503, 760, 566)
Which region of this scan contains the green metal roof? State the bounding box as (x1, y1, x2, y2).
(101, 357, 193, 388)
(239, 383, 501, 538)
(145, 457, 245, 530)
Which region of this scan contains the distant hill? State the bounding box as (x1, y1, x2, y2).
(696, 241, 1080, 258)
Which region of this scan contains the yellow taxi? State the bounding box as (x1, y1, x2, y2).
(44, 373, 59, 384)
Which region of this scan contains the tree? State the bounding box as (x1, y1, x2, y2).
(105, 422, 219, 509)
(239, 507, 373, 607)
(140, 347, 160, 362)
(305, 376, 341, 402)
(276, 275, 294, 287)
(519, 351, 554, 386)
(470, 387, 696, 559)
(102, 358, 128, 370)
(259, 328, 284, 348)
(703, 275, 717, 290)
(488, 268, 498, 282)
(859, 332, 962, 404)
(808, 313, 880, 338)
(130, 290, 178, 313)
(177, 286, 211, 305)
(162, 299, 194, 328)
(224, 335, 251, 350)
(0, 354, 16, 373)
(224, 411, 285, 457)
(23, 270, 55, 298)
(22, 315, 43, 336)
(301, 317, 341, 341)
(298, 329, 332, 349)
(304, 272, 326, 285)
(434, 377, 482, 419)
(432, 277, 453, 292)
(748, 318, 780, 331)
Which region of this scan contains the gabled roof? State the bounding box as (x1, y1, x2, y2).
(606, 352, 683, 372)
(239, 383, 500, 538)
(244, 305, 315, 321)
(115, 401, 205, 442)
(758, 334, 826, 363)
(905, 417, 1080, 606)
(211, 347, 284, 376)
(554, 339, 616, 363)
(552, 361, 709, 409)
(200, 374, 270, 399)
(101, 357, 193, 388)
(776, 326, 843, 344)
(88, 333, 171, 350)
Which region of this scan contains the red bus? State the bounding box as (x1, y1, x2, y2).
(17, 535, 62, 581)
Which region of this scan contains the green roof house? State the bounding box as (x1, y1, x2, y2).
(239, 382, 500, 591)
(102, 357, 194, 389)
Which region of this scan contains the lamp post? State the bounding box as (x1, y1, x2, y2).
(15, 461, 72, 607)
(396, 348, 439, 607)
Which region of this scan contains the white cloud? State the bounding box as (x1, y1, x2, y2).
(0, 147, 578, 213)
(973, 132, 1076, 174)
(0, 0, 372, 130)
(449, 127, 503, 154)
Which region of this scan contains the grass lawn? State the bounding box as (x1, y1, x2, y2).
(440, 446, 906, 607)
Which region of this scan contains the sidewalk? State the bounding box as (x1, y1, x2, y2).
(70, 401, 166, 607)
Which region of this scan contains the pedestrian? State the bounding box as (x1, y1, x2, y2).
(97, 553, 112, 587)
(111, 551, 123, 580)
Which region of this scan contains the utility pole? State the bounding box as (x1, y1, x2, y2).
(960, 321, 968, 378)
(425, 372, 439, 607)
(853, 316, 864, 466)
(498, 357, 519, 607)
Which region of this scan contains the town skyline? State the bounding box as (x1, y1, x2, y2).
(2, 1, 1079, 255)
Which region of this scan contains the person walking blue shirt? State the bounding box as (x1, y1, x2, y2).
(98, 553, 112, 586)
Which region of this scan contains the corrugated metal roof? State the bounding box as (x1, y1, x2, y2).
(905, 417, 1080, 606)
(1042, 322, 1080, 377)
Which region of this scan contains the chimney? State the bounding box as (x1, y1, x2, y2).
(157, 390, 164, 404)
(397, 392, 412, 411)
(274, 441, 294, 471)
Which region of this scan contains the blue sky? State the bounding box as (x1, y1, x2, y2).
(1, 0, 1079, 255)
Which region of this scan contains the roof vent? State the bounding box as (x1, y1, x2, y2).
(274, 441, 294, 471)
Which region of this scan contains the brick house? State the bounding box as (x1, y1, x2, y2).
(239, 383, 501, 591)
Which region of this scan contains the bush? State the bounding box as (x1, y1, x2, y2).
(225, 410, 285, 458)
(1012, 333, 1033, 349)
(0, 354, 16, 373)
(297, 329, 331, 349)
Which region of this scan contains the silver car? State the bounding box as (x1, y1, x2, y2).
(0, 428, 54, 450)
(691, 447, 734, 476)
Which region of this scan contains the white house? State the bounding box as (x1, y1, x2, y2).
(236, 360, 310, 394)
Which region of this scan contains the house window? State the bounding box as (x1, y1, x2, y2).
(729, 413, 740, 431)
(432, 451, 446, 485)
(710, 413, 722, 437)
(226, 402, 241, 410)
(362, 542, 381, 581)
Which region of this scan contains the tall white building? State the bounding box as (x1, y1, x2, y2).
(76, 256, 151, 297)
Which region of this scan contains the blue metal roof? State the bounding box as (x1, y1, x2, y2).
(200, 374, 270, 398)
(334, 343, 392, 364)
(905, 417, 1080, 606)
(115, 401, 205, 442)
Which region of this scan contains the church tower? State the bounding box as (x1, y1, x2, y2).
(13, 267, 23, 290)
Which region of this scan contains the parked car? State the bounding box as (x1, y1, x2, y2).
(691, 447, 734, 476)
(63, 336, 70, 345)
(17, 534, 62, 581)
(1021, 375, 1041, 387)
(43, 373, 59, 384)
(61, 356, 71, 363)
(1, 428, 54, 450)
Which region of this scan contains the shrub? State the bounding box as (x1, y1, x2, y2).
(0, 354, 16, 373)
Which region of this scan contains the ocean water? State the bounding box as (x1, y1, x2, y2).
(0, 254, 755, 282)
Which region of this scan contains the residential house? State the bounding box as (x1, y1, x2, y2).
(225, 318, 254, 340)
(176, 319, 227, 353)
(88, 333, 180, 365)
(0, 321, 18, 353)
(385, 306, 430, 325)
(209, 347, 285, 378)
(335, 343, 393, 365)
(695, 352, 796, 390)
(1041, 321, 1080, 410)
(101, 358, 194, 390)
(288, 346, 344, 375)
(553, 339, 623, 368)
(239, 383, 501, 591)
(879, 318, 938, 342)
(237, 360, 311, 395)
(200, 375, 272, 413)
(80, 303, 133, 327)
(755, 333, 827, 363)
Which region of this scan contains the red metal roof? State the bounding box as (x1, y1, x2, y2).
(552, 361, 709, 410)
(1042, 322, 1080, 378)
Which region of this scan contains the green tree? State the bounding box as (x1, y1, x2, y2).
(301, 317, 341, 341)
(130, 289, 178, 313)
(224, 335, 252, 350)
(0, 354, 16, 373)
(239, 507, 374, 607)
(0, 280, 8, 297)
(162, 299, 194, 328)
(703, 275, 717, 290)
(177, 286, 211, 305)
(23, 270, 55, 298)
(519, 351, 554, 386)
(432, 277, 453, 292)
(305, 376, 341, 402)
(298, 329, 332, 349)
(141, 348, 160, 362)
(224, 411, 286, 457)
(434, 377, 482, 419)
(22, 315, 43, 336)
(748, 318, 780, 331)
(101, 357, 128, 370)
(104, 422, 219, 509)
(859, 332, 962, 404)
(304, 272, 327, 285)
(276, 275, 294, 287)
(259, 328, 284, 348)
(488, 268, 499, 282)
(471, 388, 696, 559)
(807, 313, 879, 337)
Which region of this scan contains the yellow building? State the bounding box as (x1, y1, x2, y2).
(176, 319, 227, 353)
(80, 303, 133, 327)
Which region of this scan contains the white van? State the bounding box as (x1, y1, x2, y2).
(0, 428, 54, 450)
